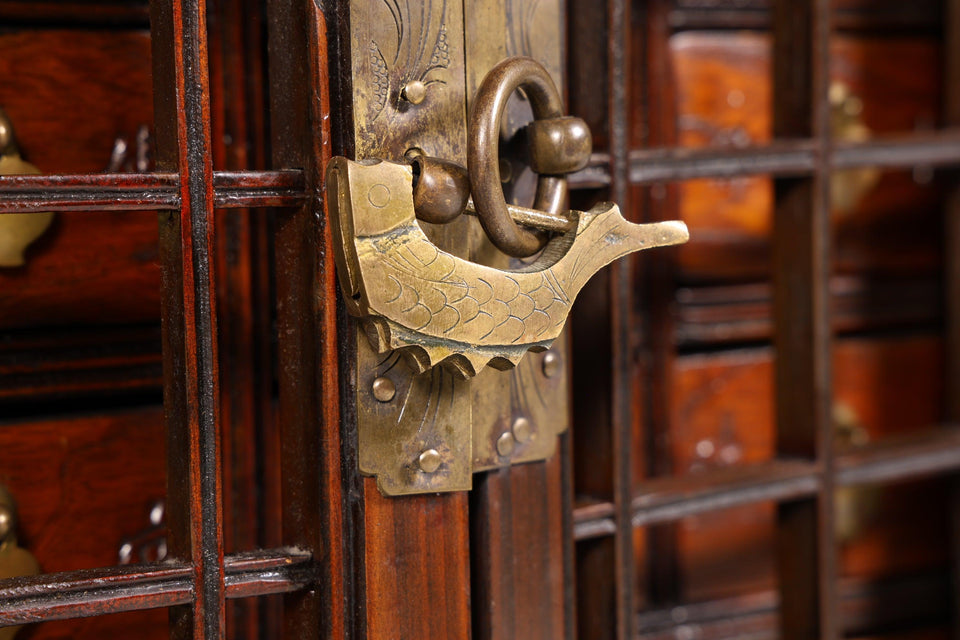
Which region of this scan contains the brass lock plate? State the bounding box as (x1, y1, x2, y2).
(345, 0, 571, 496)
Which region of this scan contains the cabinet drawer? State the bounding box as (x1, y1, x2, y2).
(0, 407, 166, 639)
(661, 337, 946, 602)
(672, 32, 942, 284)
(0, 30, 158, 330)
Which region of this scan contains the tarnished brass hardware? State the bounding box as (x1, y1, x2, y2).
(328, 156, 688, 378)
(0, 109, 53, 268)
(418, 449, 442, 474)
(0, 485, 40, 640)
(526, 116, 592, 176)
(830, 82, 880, 214)
(464, 197, 574, 233)
(469, 57, 568, 257)
(410, 152, 575, 232)
(411, 155, 471, 223)
(833, 403, 880, 543)
(371, 376, 397, 403)
(541, 350, 561, 378)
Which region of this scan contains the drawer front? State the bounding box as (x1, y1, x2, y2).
(660, 337, 946, 602)
(0, 407, 167, 639)
(672, 32, 942, 284)
(0, 30, 158, 330)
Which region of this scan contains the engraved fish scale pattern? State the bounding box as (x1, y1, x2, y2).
(360, 232, 571, 346)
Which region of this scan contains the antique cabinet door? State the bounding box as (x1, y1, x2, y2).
(6, 1, 960, 640)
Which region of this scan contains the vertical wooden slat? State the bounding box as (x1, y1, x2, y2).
(771, 0, 836, 639)
(266, 1, 347, 639)
(608, 0, 636, 638)
(638, 0, 683, 611)
(150, 0, 225, 639)
(207, 0, 271, 636)
(944, 2, 960, 638)
(567, 0, 617, 633)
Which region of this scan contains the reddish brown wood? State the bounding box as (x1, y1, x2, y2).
(266, 2, 347, 640)
(0, 324, 161, 399)
(771, 1, 837, 638)
(0, 549, 313, 626)
(0, 171, 306, 212)
(150, 0, 225, 637)
(0, 2, 150, 25)
(471, 458, 568, 640)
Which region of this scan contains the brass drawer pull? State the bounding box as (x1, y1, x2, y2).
(0, 109, 53, 268)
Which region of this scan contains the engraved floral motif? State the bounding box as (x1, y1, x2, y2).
(367, 0, 452, 121)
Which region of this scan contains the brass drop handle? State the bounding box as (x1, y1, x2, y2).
(328, 57, 689, 377)
(0, 108, 54, 267)
(0, 485, 40, 640)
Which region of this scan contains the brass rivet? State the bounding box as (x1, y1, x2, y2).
(542, 351, 561, 378)
(418, 449, 441, 473)
(372, 376, 396, 402)
(496, 432, 516, 457)
(401, 81, 427, 105)
(512, 416, 532, 443)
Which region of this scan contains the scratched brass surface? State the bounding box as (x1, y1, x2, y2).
(463, 0, 571, 475)
(343, 0, 686, 495)
(330, 154, 688, 492)
(330, 157, 688, 376)
(349, 0, 474, 494)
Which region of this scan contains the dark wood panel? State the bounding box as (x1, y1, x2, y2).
(470, 458, 567, 640)
(0, 30, 158, 330)
(362, 485, 471, 640)
(0, 407, 165, 640)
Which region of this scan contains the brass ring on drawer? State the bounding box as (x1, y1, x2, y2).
(468, 56, 566, 258)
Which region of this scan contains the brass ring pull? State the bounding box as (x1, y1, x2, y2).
(468, 56, 567, 258)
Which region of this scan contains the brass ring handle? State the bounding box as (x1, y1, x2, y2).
(468, 56, 567, 257)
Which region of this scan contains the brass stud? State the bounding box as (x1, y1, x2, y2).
(418, 449, 442, 473)
(496, 432, 516, 457)
(542, 351, 561, 378)
(372, 376, 396, 402)
(401, 80, 427, 105)
(512, 416, 533, 443)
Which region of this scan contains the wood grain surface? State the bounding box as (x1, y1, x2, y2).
(0, 30, 158, 330)
(0, 407, 167, 640)
(671, 33, 942, 283)
(656, 337, 946, 603)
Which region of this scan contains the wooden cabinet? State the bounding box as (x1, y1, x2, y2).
(2, 1, 960, 640)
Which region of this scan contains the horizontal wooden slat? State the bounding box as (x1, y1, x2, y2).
(631, 459, 821, 528)
(0, 548, 314, 627)
(635, 572, 949, 639)
(573, 428, 960, 539)
(0, 170, 306, 213)
(675, 277, 941, 347)
(837, 427, 960, 486)
(0, 2, 150, 26)
(568, 129, 960, 189)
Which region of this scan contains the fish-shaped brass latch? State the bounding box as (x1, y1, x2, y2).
(328, 157, 689, 378)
